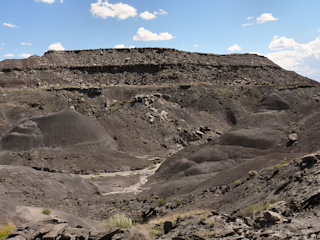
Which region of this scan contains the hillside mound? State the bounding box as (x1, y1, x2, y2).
(0, 165, 101, 227)
(0, 110, 149, 173)
(2, 109, 117, 151)
(148, 89, 320, 197)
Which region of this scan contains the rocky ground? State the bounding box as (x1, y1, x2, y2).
(0, 48, 320, 239)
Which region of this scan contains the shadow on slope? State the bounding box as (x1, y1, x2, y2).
(147, 92, 311, 197)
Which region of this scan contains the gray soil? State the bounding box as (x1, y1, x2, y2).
(1, 48, 320, 239)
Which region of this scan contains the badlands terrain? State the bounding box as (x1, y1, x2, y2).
(0, 48, 320, 239)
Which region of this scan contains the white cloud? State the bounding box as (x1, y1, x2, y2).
(90, 0, 137, 20)
(257, 13, 278, 24)
(267, 37, 320, 80)
(140, 9, 168, 20)
(47, 42, 65, 51)
(61, 0, 63, 2)
(242, 23, 253, 27)
(158, 9, 168, 15)
(4, 54, 14, 57)
(247, 16, 254, 20)
(19, 53, 32, 58)
(114, 44, 135, 49)
(21, 42, 32, 46)
(194, 44, 199, 48)
(3, 23, 18, 28)
(34, 0, 55, 3)
(140, 11, 156, 20)
(228, 44, 241, 51)
(133, 27, 174, 41)
(269, 36, 296, 50)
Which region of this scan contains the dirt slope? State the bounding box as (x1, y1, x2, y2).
(0, 48, 320, 239)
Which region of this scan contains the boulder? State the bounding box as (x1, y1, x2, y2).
(263, 211, 281, 222)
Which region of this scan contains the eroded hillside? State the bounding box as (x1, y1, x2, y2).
(0, 48, 320, 239)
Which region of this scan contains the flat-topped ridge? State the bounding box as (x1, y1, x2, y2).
(0, 48, 315, 88)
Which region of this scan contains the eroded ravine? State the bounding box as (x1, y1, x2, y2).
(80, 151, 176, 196)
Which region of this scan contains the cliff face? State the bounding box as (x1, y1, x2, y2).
(0, 48, 314, 88)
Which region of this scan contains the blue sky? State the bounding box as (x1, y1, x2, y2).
(1, 0, 320, 81)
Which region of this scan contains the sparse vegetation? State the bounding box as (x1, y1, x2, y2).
(42, 209, 51, 215)
(158, 198, 167, 207)
(173, 197, 183, 207)
(0, 223, 15, 240)
(144, 209, 208, 238)
(235, 180, 242, 187)
(103, 213, 133, 231)
(149, 165, 157, 170)
(242, 202, 270, 216)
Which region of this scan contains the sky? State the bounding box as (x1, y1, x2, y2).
(1, 0, 320, 81)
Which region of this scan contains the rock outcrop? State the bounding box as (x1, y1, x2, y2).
(0, 48, 315, 88)
(7, 217, 151, 240)
(0, 48, 320, 239)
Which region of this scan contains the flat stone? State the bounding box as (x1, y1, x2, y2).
(7, 236, 26, 240)
(42, 223, 68, 240)
(263, 211, 281, 222)
(61, 227, 90, 240)
(289, 133, 298, 141)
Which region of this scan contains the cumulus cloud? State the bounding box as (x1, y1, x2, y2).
(114, 44, 135, 49)
(133, 27, 174, 41)
(3, 23, 18, 28)
(247, 16, 254, 20)
(267, 37, 320, 80)
(257, 13, 278, 24)
(47, 42, 65, 51)
(242, 23, 253, 27)
(140, 9, 168, 20)
(4, 54, 14, 57)
(228, 44, 241, 51)
(90, 0, 137, 20)
(19, 53, 32, 58)
(269, 36, 296, 50)
(158, 9, 168, 15)
(21, 42, 32, 46)
(140, 11, 156, 20)
(34, 0, 55, 3)
(194, 44, 199, 48)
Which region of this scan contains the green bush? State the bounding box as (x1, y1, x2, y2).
(103, 214, 133, 230)
(235, 180, 242, 186)
(0, 223, 15, 240)
(158, 199, 167, 207)
(42, 209, 51, 215)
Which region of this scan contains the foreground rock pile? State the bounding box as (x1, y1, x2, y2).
(7, 217, 151, 240)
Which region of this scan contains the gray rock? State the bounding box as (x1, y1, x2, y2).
(263, 211, 281, 222)
(163, 221, 173, 234)
(42, 223, 68, 240)
(61, 227, 90, 240)
(289, 133, 298, 141)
